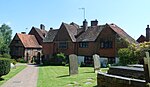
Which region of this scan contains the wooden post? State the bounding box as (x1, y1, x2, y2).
(144, 52, 150, 82)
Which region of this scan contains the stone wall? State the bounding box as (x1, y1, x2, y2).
(97, 72, 146, 87)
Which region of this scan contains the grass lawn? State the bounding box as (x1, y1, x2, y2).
(38, 66, 108, 87)
(0, 65, 27, 86)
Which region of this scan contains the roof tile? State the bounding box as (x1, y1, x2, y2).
(17, 33, 42, 48)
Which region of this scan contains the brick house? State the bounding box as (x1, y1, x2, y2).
(137, 25, 150, 43)
(43, 20, 136, 64)
(10, 24, 47, 63)
(29, 24, 47, 45)
(9, 33, 42, 63)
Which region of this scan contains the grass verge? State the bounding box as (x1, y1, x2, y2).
(38, 66, 108, 87)
(0, 65, 27, 86)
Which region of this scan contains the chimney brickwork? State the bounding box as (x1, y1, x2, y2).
(146, 25, 150, 41)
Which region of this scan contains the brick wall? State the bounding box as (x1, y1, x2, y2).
(97, 72, 146, 87)
(42, 42, 54, 55)
(77, 42, 97, 56)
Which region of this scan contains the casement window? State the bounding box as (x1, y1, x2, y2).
(59, 42, 67, 48)
(100, 41, 113, 48)
(79, 42, 89, 48)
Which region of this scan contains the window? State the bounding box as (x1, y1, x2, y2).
(15, 40, 19, 43)
(84, 56, 93, 65)
(100, 41, 113, 48)
(59, 42, 67, 48)
(79, 42, 88, 48)
(15, 47, 19, 51)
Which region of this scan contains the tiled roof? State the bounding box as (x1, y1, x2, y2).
(17, 33, 42, 48)
(63, 23, 77, 42)
(43, 22, 136, 44)
(108, 23, 136, 43)
(33, 27, 48, 39)
(43, 29, 58, 42)
(137, 35, 146, 43)
(77, 26, 104, 42)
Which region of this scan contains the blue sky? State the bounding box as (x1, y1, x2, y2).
(0, 0, 150, 39)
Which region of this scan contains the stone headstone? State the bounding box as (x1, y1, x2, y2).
(69, 54, 78, 75)
(93, 54, 100, 72)
(10, 63, 16, 69)
(144, 52, 150, 82)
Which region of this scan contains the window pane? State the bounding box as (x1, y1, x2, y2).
(79, 42, 88, 48)
(59, 42, 67, 48)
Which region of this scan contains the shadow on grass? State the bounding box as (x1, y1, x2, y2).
(35, 64, 67, 67)
(0, 78, 4, 81)
(84, 71, 94, 73)
(57, 75, 70, 78)
(93, 85, 97, 87)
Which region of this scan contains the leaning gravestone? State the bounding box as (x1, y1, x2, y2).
(144, 52, 150, 82)
(69, 54, 78, 75)
(93, 54, 100, 72)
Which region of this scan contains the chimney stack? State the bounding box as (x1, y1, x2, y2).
(21, 32, 26, 34)
(50, 27, 53, 30)
(146, 25, 150, 41)
(83, 19, 88, 31)
(91, 19, 98, 26)
(40, 24, 45, 30)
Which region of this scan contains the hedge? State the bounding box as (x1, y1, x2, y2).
(0, 58, 10, 77)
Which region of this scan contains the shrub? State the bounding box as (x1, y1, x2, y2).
(118, 48, 138, 66)
(118, 42, 150, 65)
(19, 58, 27, 63)
(56, 53, 66, 61)
(55, 53, 66, 65)
(0, 53, 11, 59)
(0, 58, 10, 77)
(2, 53, 11, 58)
(17, 58, 27, 63)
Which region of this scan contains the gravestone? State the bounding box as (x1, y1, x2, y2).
(69, 54, 78, 75)
(93, 54, 100, 72)
(144, 52, 150, 82)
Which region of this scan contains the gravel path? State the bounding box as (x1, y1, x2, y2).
(1, 64, 38, 87)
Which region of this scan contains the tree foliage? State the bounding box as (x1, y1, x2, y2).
(56, 53, 66, 65)
(118, 42, 150, 65)
(0, 24, 12, 54)
(118, 48, 138, 65)
(0, 58, 10, 77)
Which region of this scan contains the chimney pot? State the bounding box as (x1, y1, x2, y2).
(21, 32, 26, 34)
(40, 24, 45, 30)
(147, 25, 149, 28)
(91, 19, 98, 26)
(50, 27, 53, 30)
(83, 19, 88, 31)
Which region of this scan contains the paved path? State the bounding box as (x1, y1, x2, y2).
(1, 64, 38, 87)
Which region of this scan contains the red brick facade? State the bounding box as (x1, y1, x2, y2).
(42, 20, 136, 63)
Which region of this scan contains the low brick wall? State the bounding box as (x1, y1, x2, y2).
(108, 66, 144, 80)
(97, 72, 146, 87)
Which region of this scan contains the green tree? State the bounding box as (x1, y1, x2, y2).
(0, 24, 12, 54)
(118, 48, 138, 65)
(118, 42, 150, 65)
